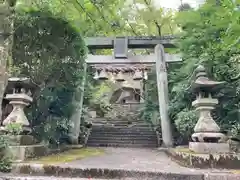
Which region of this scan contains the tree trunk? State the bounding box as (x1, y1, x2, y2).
(0, 3, 14, 122)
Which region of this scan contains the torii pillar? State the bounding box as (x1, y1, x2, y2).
(155, 44, 173, 147)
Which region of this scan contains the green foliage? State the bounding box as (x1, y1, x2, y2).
(8, 0, 239, 146)
(12, 8, 86, 145)
(169, 0, 240, 142)
(5, 123, 22, 135)
(0, 136, 12, 172)
(175, 109, 198, 138)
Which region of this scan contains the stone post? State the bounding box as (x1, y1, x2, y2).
(155, 44, 173, 147)
(68, 63, 87, 144)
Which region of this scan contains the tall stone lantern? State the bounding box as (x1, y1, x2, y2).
(0, 78, 48, 162)
(1, 77, 37, 134)
(189, 65, 230, 153)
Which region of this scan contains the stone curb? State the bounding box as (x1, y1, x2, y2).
(165, 148, 240, 169)
(205, 174, 240, 180)
(9, 163, 240, 180)
(11, 163, 204, 180)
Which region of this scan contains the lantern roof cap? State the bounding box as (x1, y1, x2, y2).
(191, 65, 225, 91)
(7, 77, 38, 89)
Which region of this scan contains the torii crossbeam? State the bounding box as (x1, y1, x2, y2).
(85, 36, 181, 64)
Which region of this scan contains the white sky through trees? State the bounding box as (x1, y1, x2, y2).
(154, 0, 205, 9)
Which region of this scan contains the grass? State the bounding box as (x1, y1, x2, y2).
(26, 148, 105, 165)
(173, 147, 196, 154)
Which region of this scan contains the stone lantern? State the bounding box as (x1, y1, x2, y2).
(189, 65, 229, 153)
(0, 77, 47, 161)
(1, 77, 36, 134)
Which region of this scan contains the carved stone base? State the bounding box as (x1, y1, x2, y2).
(9, 144, 48, 162)
(2, 135, 37, 146)
(191, 132, 227, 143)
(166, 147, 240, 169)
(189, 142, 230, 153)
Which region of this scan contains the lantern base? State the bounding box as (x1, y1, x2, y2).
(189, 142, 230, 154)
(9, 144, 48, 162)
(0, 134, 37, 146)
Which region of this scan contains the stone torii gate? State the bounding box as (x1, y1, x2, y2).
(69, 36, 182, 147)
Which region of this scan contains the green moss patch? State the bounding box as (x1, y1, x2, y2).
(173, 148, 196, 154)
(232, 170, 240, 174)
(26, 148, 104, 165)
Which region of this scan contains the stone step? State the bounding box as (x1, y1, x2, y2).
(89, 134, 156, 138)
(91, 128, 155, 131)
(87, 142, 158, 148)
(88, 136, 157, 140)
(91, 127, 155, 132)
(89, 133, 157, 139)
(87, 139, 157, 144)
(94, 125, 152, 128)
(100, 121, 150, 125)
(91, 125, 153, 129)
(90, 120, 151, 126)
(88, 124, 157, 148)
(90, 131, 156, 135)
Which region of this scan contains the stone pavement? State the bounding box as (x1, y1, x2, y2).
(9, 147, 240, 179)
(0, 174, 111, 180)
(60, 147, 231, 174)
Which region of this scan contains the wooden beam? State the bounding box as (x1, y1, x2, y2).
(85, 36, 176, 49)
(86, 54, 182, 64)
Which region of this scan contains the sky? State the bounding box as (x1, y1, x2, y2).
(154, 0, 205, 9)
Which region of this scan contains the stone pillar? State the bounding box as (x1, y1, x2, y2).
(68, 63, 87, 144)
(155, 44, 173, 147)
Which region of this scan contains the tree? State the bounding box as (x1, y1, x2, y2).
(170, 0, 240, 143)
(178, 3, 192, 11)
(11, 8, 87, 145)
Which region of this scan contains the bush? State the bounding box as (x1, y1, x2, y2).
(0, 136, 12, 172)
(175, 109, 198, 140)
(12, 10, 86, 145)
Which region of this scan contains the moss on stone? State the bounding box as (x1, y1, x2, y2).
(232, 170, 240, 174)
(172, 148, 196, 154)
(26, 148, 104, 165)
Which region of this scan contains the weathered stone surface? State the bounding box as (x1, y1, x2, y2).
(2, 93, 32, 133)
(8, 147, 240, 179)
(204, 174, 240, 180)
(9, 144, 48, 161)
(189, 142, 230, 154)
(167, 148, 240, 169)
(2, 135, 37, 146)
(189, 65, 228, 155)
(192, 132, 227, 143)
(0, 175, 115, 180)
(11, 164, 204, 180)
(192, 100, 220, 133)
(0, 174, 117, 180)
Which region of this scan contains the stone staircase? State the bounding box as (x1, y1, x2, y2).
(86, 118, 158, 148)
